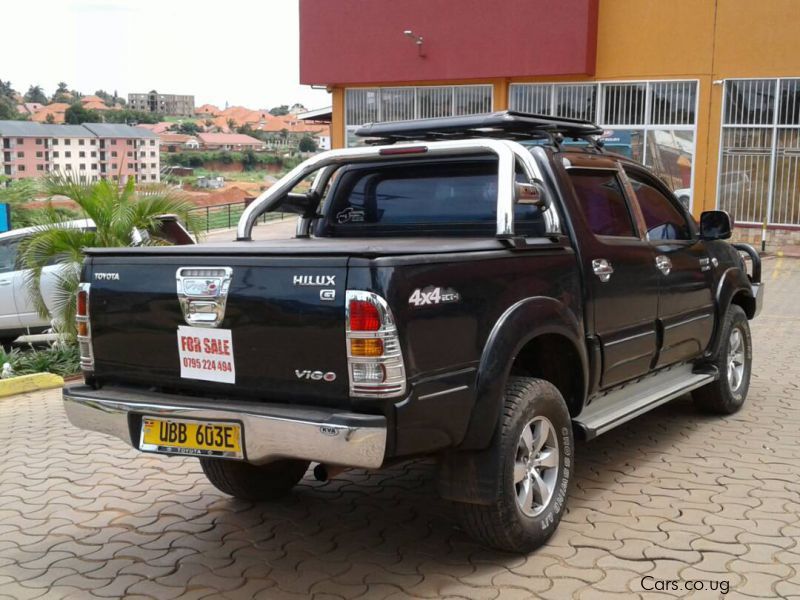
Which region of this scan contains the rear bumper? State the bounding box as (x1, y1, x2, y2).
(63, 385, 387, 469)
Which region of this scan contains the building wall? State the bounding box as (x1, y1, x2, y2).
(321, 0, 800, 245)
(51, 136, 99, 180)
(128, 93, 195, 117)
(1, 136, 51, 178)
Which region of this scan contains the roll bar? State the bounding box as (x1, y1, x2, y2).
(236, 138, 559, 241)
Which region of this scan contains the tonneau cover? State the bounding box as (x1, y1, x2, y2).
(84, 237, 514, 257)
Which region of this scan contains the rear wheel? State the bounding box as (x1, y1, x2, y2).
(454, 377, 573, 553)
(693, 305, 752, 414)
(199, 458, 309, 501)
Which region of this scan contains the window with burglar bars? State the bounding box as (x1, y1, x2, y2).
(510, 81, 698, 208)
(345, 85, 493, 146)
(720, 79, 800, 225)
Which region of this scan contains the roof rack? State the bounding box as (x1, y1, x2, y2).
(355, 110, 606, 150)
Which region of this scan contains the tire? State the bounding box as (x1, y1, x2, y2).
(199, 458, 309, 501)
(455, 377, 574, 553)
(693, 305, 752, 414)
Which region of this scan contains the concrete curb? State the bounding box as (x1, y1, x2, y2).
(0, 373, 64, 399)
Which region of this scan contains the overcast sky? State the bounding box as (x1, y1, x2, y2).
(3, 0, 331, 111)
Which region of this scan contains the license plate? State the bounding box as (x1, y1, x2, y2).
(140, 417, 243, 459)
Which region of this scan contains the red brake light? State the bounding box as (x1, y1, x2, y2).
(349, 300, 381, 331)
(77, 290, 88, 317)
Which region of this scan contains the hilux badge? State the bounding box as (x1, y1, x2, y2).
(293, 275, 336, 286)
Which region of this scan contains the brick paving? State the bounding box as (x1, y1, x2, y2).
(0, 257, 798, 599)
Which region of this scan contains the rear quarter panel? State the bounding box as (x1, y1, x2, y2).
(348, 244, 583, 455)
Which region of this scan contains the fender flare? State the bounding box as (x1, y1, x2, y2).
(708, 267, 754, 358)
(458, 296, 588, 450)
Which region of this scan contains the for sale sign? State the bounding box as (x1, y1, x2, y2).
(177, 326, 236, 384)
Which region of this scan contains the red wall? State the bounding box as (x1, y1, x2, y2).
(300, 0, 598, 85)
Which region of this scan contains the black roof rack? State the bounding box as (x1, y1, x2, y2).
(355, 110, 605, 150)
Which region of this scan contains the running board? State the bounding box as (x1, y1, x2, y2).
(574, 364, 715, 439)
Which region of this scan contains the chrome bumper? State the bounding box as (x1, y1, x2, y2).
(751, 281, 764, 319)
(63, 385, 387, 469)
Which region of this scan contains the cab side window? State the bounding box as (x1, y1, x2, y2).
(567, 169, 636, 237)
(627, 174, 692, 241)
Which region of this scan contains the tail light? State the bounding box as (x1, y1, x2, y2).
(76, 282, 94, 372)
(346, 291, 406, 397)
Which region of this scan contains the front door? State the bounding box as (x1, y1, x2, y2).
(625, 168, 715, 367)
(566, 166, 661, 388)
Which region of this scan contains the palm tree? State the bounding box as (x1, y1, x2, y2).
(18, 174, 200, 338)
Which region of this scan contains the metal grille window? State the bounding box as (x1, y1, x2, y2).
(720, 78, 800, 225)
(510, 80, 698, 208)
(345, 85, 492, 146)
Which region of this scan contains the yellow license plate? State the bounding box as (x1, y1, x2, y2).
(140, 417, 243, 459)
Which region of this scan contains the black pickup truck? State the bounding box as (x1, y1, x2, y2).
(64, 112, 762, 552)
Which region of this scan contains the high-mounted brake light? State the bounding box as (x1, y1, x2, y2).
(345, 291, 406, 398)
(378, 145, 428, 156)
(76, 283, 94, 372)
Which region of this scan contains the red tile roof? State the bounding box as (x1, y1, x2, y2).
(197, 133, 264, 146)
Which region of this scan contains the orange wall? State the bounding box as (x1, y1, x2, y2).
(328, 0, 800, 219)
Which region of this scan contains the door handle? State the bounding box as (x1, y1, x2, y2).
(0, 280, 11, 286)
(656, 255, 672, 275)
(592, 258, 614, 282)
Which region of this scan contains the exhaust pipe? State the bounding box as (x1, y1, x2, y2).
(313, 464, 349, 481)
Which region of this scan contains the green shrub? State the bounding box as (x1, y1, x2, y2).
(0, 344, 80, 377)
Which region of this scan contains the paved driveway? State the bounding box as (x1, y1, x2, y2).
(1, 258, 799, 599)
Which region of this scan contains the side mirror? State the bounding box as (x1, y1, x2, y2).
(700, 210, 733, 240)
(515, 180, 547, 208)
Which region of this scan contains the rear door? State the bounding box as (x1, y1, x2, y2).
(565, 165, 660, 388)
(624, 167, 714, 367)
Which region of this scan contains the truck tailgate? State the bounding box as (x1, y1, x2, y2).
(86, 255, 350, 407)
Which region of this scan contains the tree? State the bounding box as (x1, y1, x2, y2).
(24, 85, 48, 104)
(237, 123, 254, 136)
(64, 103, 99, 124)
(0, 96, 19, 120)
(19, 174, 201, 338)
(176, 121, 200, 135)
(242, 149, 258, 171)
(226, 118, 236, 132)
(289, 103, 308, 114)
(102, 109, 160, 124)
(0, 79, 16, 99)
(298, 135, 318, 153)
(269, 105, 290, 116)
(45, 113, 55, 124)
(51, 82, 71, 103)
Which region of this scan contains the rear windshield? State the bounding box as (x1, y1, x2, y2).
(318, 158, 546, 237)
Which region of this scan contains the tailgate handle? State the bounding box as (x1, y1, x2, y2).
(176, 267, 233, 328)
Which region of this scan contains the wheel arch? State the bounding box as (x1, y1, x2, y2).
(708, 267, 755, 358)
(458, 296, 588, 450)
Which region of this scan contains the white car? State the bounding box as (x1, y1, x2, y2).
(0, 216, 194, 343)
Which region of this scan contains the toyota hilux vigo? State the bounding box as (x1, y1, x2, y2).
(63, 111, 762, 552)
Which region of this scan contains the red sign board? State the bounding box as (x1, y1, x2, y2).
(300, 0, 598, 85)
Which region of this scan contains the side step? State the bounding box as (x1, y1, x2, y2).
(574, 364, 715, 439)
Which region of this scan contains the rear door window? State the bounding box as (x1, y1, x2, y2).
(322, 158, 546, 237)
(567, 169, 637, 237)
